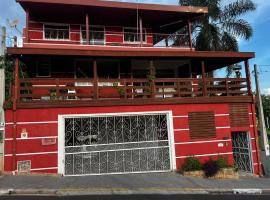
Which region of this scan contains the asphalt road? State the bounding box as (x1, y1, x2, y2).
(1, 195, 270, 200)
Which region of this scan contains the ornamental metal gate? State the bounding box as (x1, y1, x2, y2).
(64, 114, 171, 176)
(231, 132, 253, 173)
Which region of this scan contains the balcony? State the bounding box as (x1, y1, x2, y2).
(12, 77, 250, 108)
(20, 27, 191, 49)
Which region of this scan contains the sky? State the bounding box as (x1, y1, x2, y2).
(0, 0, 269, 95)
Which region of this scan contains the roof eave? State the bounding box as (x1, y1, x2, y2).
(16, 0, 208, 14)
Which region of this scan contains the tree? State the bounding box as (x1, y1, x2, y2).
(262, 94, 270, 124)
(179, 0, 256, 52)
(0, 55, 27, 101)
(0, 55, 14, 101)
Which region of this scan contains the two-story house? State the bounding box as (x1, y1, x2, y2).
(4, 0, 261, 176)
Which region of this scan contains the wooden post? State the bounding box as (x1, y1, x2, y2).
(13, 36, 17, 48)
(25, 10, 29, 43)
(56, 78, 60, 99)
(93, 59, 98, 99)
(139, 16, 143, 47)
(187, 20, 192, 50)
(225, 78, 229, 96)
(13, 58, 19, 110)
(149, 60, 155, 98)
(201, 61, 207, 96)
(86, 13, 90, 45)
(244, 60, 252, 95)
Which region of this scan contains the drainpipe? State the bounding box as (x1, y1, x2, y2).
(12, 57, 19, 172)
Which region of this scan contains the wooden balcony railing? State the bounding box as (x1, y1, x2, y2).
(17, 78, 248, 103)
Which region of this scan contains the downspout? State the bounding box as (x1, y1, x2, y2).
(12, 57, 19, 173)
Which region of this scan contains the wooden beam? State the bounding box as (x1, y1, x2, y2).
(187, 20, 192, 50)
(7, 47, 255, 60)
(86, 13, 90, 45)
(25, 10, 29, 43)
(201, 61, 207, 96)
(13, 58, 19, 110)
(139, 16, 143, 47)
(244, 60, 252, 95)
(149, 60, 156, 98)
(15, 96, 253, 109)
(93, 59, 98, 99)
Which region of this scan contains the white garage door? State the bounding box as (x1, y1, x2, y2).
(63, 113, 172, 176)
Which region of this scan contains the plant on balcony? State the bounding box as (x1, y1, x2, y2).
(50, 89, 58, 100)
(112, 82, 126, 96)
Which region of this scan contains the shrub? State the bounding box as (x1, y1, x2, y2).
(203, 159, 219, 177)
(216, 156, 228, 169)
(181, 157, 202, 172)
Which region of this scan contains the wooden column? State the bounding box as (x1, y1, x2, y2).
(201, 61, 207, 96)
(93, 59, 98, 99)
(139, 16, 143, 47)
(244, 60, 252, 95)
(25, 10, 29, 43)
(187, 20, 192, 50)
(12, 57, 19, 171)
(13, 58, 19, 110)
(86, 13, 90, 45)
(149, 60, 156, 98)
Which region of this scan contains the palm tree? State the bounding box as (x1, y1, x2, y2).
(179, 0, 256, 77)
(179, 0, 256, 52)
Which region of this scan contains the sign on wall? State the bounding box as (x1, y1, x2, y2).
(42, 138, 57, 145)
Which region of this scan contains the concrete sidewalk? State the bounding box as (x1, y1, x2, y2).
(0, 172, 270, 195)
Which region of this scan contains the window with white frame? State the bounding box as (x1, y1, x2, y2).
(81, 26, 105, 45)
(36, 58, 51, 77)
(124, 27, 146, 43)
(44, 24, 69, 40)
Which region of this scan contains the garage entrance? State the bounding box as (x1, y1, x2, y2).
(61, 112, 174, 176)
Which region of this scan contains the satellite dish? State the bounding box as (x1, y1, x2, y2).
(6, 18, 22, 35)
(7, 19, 20, 28)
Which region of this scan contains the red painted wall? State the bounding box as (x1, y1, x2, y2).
(4, 103, 260, 175)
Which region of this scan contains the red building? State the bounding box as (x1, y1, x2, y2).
(4, 0, 261, 176)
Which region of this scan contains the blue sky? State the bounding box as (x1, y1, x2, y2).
(0, 0, 269, 94)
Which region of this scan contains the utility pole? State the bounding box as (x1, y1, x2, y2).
(254, 64, 270, 156)
(1, 26, 6, 55)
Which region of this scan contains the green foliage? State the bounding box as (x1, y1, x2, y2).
(261, 95, 270, 121)
(216, 156, 229, 169)
(181, 157, 202, 172)
(0, 55, 15, 100)
(179, 0, 256, 52)
(112, 82, 126, 96)
(202, 159, 219, 177)
(0, 55, 29, 101)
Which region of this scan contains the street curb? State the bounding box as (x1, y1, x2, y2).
(1, 188, 270, 196)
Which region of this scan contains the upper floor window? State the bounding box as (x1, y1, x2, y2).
(44, 24, 69, 40)
(81, 26, 105, 45)
(124, 28, 146, 43)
